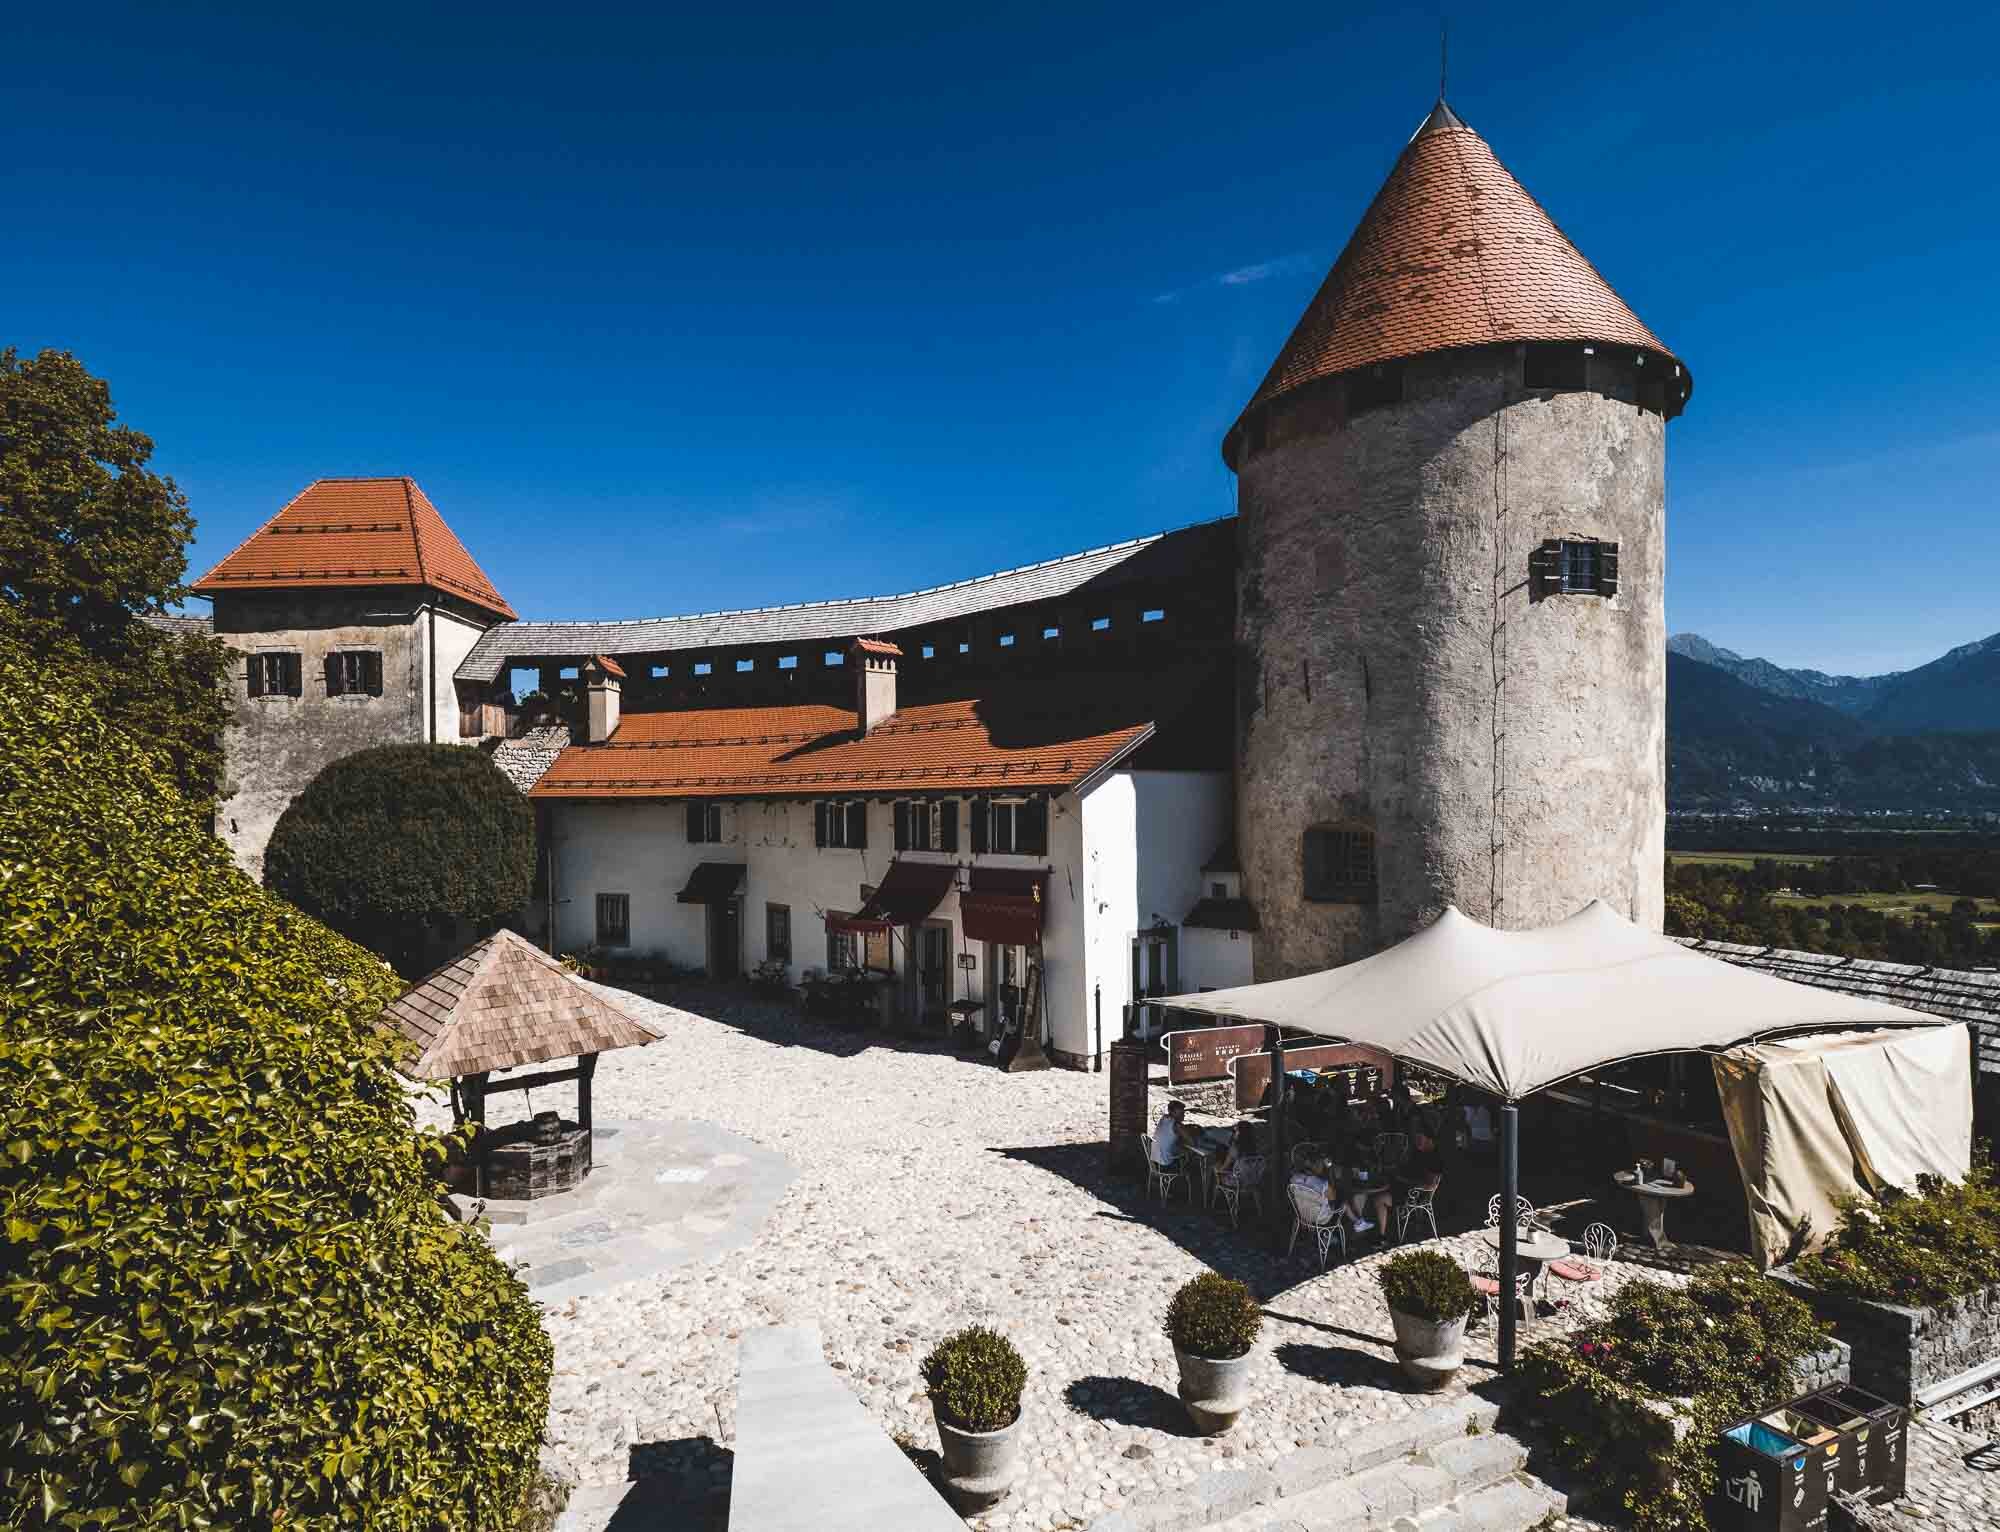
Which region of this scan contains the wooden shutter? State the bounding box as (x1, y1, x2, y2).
(894, 802, 911, 851)
(324, 654, 345, 697)
(687, 801, 705, 843)
(246, 656, 265, 698)
(1529, 540, 1562, 600)
(1019, 798, 1049, 857)
(814, 802, 828, 849)
(1597, 542, 1620, 598)
(282, 653, 302, 697)
(363, 650, 383, 696)
(969, 799, 988, 854)
(846, 801, 867, 849)
(940, 800, 958, 853)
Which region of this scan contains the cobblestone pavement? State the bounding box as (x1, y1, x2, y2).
(419, 985, 1664, 1530)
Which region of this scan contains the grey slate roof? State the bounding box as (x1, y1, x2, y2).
(140, 613, 215, 637)
(1674, 937, 2000, 1076)
(454, 518, 1232, 684)
(490, 726, 573, 794)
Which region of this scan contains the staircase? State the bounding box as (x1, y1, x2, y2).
(1086, 1394, 1565, 1532)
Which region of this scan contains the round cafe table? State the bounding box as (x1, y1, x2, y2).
(1479, 1226, 1570, 1306)
(1614, 1171, 1695, 1248)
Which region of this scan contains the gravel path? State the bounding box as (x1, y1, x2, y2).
(418, 985, 1696, 1529)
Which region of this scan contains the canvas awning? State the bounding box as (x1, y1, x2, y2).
(1156, 900, 1941, 1102)
(383, 928, 661, 1079)
(844, 859, 956, 930)
(961, 867, 1047, 947)
(677, 862, 746, 905)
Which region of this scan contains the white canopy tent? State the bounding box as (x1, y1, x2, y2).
(1155, 899, 1946, 1366)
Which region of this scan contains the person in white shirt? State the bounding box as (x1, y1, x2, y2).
(1152, 1100, 1187, 1168)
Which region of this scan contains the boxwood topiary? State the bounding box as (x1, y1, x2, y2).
(262, 742, 536, 976)
(1163, 1273, 1263, 1359)
(921, 1326, 1027, 1433)
(1379, 1249, 1479, 1323)
(0, 634, 553, 1529)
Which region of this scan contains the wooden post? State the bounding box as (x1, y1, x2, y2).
(577, 1052, 598, 1136)
(463, 1071, 490, 1199)
(1266, 1028, 1288, 1243)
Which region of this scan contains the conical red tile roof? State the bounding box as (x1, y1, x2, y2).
(193, 477, 516, 620)
(1226, 101, 1688, 463)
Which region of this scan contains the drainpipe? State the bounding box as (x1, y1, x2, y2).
(1093, 984, 1102, 1073)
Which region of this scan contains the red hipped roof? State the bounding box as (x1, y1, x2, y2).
(192, 477, 515, 620)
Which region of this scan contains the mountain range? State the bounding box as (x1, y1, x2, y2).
(1665, 631, 2000, 814)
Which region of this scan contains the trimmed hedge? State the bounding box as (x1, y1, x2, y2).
(1518, 1266, 1830, 1532)
(1163, 1273, 1263, 1360)
(1379, 1250, 1479, 1324)
(922, 1327, 1026, 1434)
(263, 744, 535, 975)
(0, 635, 552, 1528)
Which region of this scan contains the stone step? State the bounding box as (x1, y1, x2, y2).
(1416, 1477, 1566, 1532)
(1219, 1427, 1530, 1532)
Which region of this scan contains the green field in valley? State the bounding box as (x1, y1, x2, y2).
(1668, 850, 1836, 869)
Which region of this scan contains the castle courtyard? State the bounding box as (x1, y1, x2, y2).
(421, 986, 1673, 1531)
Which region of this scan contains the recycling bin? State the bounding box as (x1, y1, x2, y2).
(1795, 1385, 1907, 1502)
(1712, 1415, 1828, 1532)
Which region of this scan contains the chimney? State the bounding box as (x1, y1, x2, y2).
(849, 638, 900, 735)
(584, 654, 623, 742)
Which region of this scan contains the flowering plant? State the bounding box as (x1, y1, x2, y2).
(1792, 1162, 2000, 1307)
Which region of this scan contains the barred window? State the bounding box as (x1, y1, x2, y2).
(1531, 538, 1620, 599)
(1303, 825, 1376, 902)
(766, 903, 791, 964)
(595, 892, 630, 947)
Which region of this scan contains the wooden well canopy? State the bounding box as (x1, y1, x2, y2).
(384, 928, 661, 1152)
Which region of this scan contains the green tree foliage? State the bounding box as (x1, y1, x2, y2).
(262, 744, 536, 975)
(0, 634, 552, 1528)
(0, 346, 232, 805)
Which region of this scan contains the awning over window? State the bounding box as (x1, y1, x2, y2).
(825, 910, 892, 935)
(825, 859, 957, 935)
(961, 867, 1048, 947)
(676, 862, 746, 905)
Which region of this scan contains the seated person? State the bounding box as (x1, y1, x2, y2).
(1151, 1099, 1188, 1168)
(1217, 1121, 1261, 1184)
(1288, 1151, 1334, 1222)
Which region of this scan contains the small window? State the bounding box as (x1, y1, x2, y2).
(778, 655, 798, 670)
(1042, 626, 1060, 641)
(326, 649, 383, 698)
(595, 892, 631, 947)
(815, 800, 867, 850)
(1346, 363, 1403, 416)
(984, 798, 1048, 858)
(1303, 825, 1376, 903)
(736, 658, 755, 673)
(1523, 343, 1588, 392)
(1211, 881, 1227, 898)
(1091, 616, 1111, 632)
(827, 922, 858, 971)
(957, 641, 971, 654)
(998, 633, 1015, 648)
(651, 664, 670, 679)
(824, 650, 845, 667)
(766, 903, 792, 964)
(895, 800, 958, 852)
(559, 666, 580, 680)
(1532, 538, 1620, 599)
(1141, 608, 1165, 624)
(246, 651, 302, 698)
(694, 662, 713, 676)
(686, 799, 724, 844)
(920, 644, 936, 659)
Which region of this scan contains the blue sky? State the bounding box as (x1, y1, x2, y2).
(9, 3, 1996, 676)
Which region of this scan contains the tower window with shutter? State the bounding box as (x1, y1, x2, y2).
(1530, 538, 1620, 599)
(326, 649, 384, 697)
(247, 651, 302, 698)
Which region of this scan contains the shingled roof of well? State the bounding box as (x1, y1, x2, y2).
(192, 477, 516, 620)
(384, 928, 660, 1079)
(1226, 100, 1686, 459)
(453, 517, 1232, 684)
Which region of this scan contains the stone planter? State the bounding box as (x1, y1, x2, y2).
(1388, 1307, 1468, 1390)
(933, 1405, 1023, 1512)
(1769, 1268, 2000, 1406)
(1174, 1345, 1256, 1434)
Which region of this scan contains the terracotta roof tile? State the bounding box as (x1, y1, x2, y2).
(1228, 101, 1687, 457)
(589, 654, 626, 678)
(529, 687, 1156, 801)
(193, 477, 515, 620)
(851, 637, 903, 658)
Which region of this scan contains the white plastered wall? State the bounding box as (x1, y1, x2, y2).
(424, 607, 490, 742)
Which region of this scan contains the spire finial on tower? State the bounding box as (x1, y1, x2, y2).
(1440, 20, 1448, 102)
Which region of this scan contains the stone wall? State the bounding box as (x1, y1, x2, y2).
(1233, 344, 1670, 976)
(1772, 1269, 2000, 1405)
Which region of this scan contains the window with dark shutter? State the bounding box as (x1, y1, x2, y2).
(325, 654, 346, 697)
(846, 802, 867, 850)
(1016, 797, 1048, 857)
(247, 657, 266, 698)
(281, 652, 302, 697)
(814, 802, 829, 848)
(1533, 539, 1620, 599)
(969, 799, 988, 855)
(1597, 543, 1620, 598)
(894, 802, 911, 851)
(687, 801, 705, 843)
(939, 800, 959, 853)
(362, 650, 383, 696)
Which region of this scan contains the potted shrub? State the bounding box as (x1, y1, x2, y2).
(1380, 1250, 1478, 1389)
(1164, 1273, 1263, 1434)
(921, 1326, 1027, 1511)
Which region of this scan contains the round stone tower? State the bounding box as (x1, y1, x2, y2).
(1227, 100, 1692, 977)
